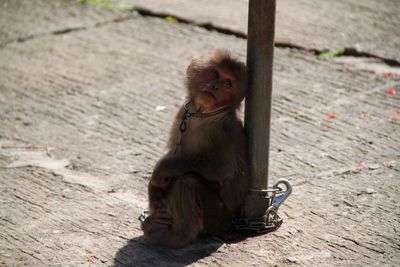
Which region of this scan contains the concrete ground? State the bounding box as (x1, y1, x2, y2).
(0, 0, 399, 266)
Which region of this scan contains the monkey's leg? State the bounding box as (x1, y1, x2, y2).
(145, 175, 204, 248)
(200, 181, 233, 236)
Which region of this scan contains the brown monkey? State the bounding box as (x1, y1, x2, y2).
(141, 49, 248, 247)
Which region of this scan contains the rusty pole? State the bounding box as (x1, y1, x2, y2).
(244, 0, 276, 218)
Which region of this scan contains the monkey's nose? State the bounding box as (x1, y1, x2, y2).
(211, 83, 219, 91)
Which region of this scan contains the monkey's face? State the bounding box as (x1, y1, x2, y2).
(192, 67, 237, 111)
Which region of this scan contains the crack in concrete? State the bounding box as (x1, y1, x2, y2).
(0, 15, 132, 49)
(134, 6, 247, 39)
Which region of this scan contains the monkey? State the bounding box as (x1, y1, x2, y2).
(141, 49, 248, 248)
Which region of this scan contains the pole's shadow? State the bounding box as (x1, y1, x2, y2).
(112, 235, 224, 267)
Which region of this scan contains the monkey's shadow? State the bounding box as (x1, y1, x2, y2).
(112, 235, 225, 266)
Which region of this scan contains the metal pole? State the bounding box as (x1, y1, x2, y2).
(244, 0, 276, 218)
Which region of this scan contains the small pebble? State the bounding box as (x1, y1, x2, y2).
(368, 164, 380, 170)
(155, 106, 166, 111)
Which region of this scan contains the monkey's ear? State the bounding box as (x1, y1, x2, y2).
(187, 57, 199, 74)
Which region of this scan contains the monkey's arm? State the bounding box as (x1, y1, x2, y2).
(151, 121, 244, 184)
(151, 152, 227, 183)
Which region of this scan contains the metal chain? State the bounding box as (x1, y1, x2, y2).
(174, 104, 195, 154)
(233, 179, 292, 235)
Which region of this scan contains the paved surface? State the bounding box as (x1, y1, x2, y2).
(119, 0, 400, 62)
(0, 0, 399, 266)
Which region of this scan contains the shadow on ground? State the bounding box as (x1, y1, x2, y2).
(113, 235, 224, 266)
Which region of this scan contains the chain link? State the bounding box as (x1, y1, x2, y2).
(233, 179, 292, 235)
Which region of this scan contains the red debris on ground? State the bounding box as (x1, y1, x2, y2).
(327, 113, 336, 119)
(386, 89, 396, 95)
(383, 71, 393, 78)
(357, 162, 365, 169)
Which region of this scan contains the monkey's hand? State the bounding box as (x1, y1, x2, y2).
(150, 157, 179, 189)
(141, 208, 172, 235)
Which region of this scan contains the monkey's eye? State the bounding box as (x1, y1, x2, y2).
(223, 79, 232, 89)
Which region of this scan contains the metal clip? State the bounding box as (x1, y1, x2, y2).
(233, 179, 292, 235)
(270, 179, 292, 210)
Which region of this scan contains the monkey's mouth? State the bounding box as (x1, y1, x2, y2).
(200, 90, 217, 101)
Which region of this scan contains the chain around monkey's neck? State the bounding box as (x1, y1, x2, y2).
(174, 100, 230, 154)
(184, 100, 230, 118)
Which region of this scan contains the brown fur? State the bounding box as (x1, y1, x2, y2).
(142, 49, 248, 247)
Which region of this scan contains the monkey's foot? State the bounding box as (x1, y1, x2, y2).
(141, 210, 172, 235)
